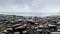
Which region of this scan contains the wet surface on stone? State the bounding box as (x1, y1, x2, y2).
(0, 15, 60, 34)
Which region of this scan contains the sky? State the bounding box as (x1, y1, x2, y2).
(0, 0, 60, 16)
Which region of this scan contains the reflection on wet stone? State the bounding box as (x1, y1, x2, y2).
(0, 15, 60, 34)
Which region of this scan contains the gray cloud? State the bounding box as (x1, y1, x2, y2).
(0, 0, 60, 16)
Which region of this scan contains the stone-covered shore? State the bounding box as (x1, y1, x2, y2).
(0, 14, 60, 34)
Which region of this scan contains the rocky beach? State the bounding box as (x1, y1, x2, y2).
(0, 14, 60, 34)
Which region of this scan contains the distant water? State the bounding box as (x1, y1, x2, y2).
(0, 12, 60, 17)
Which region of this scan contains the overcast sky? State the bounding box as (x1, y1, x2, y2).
(0, 0, 60, 16)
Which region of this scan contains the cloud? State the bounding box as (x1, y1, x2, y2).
(0, 0, 60, 16)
